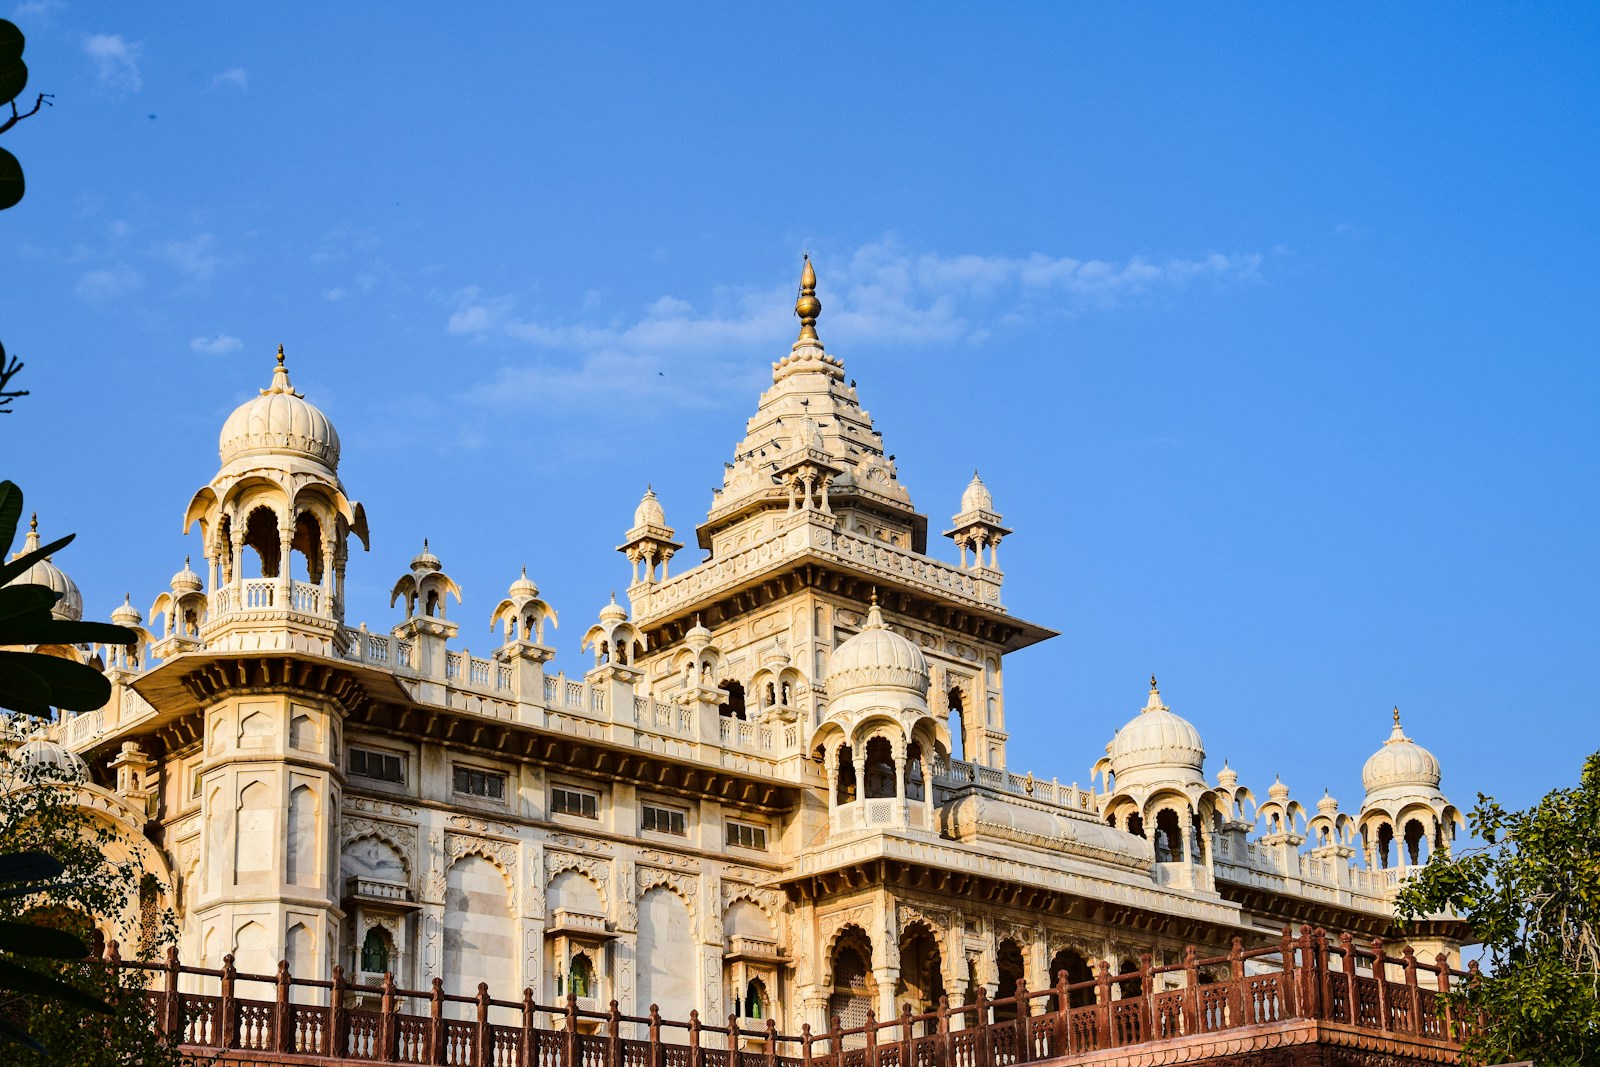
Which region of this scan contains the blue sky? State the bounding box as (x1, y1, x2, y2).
(2, 4, 1596, 816)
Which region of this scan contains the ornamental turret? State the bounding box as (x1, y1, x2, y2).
(182, 345, 369, 653)
(619, 487, 682, 587)
(1357, 708, 1459, 869)
(944, 471, 1012, 573)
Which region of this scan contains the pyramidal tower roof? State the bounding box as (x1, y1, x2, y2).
(698, 256, 923, 550)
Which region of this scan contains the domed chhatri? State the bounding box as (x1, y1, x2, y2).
(634, 486, 667, 530)
(599, 591, 628, 623)
(1362, 707, 1443, 795)
(218, 345, 341, 470)
(12, 738, 89, 782)
(6, 513, 83, 623)
(110, 593, 142, 627)
(1108, 677, 1206, 778)
(825, 596, 930, 698)
(410, 538, 443, 574)
(961, 471, 994, 514)
(170, 556, 202, 594)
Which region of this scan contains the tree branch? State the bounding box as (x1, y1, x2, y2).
(0, 353, 26, 413)
(0, 94, 52, 137)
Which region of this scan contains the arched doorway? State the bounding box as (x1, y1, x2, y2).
(994, 939, 1025, 1020)
(895, 923, 946, 1025)
(828, 927, 876, 1038)
(1047, 948, 1095, 1009)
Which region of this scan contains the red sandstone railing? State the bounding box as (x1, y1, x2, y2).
(102, 927, 1474, 1066)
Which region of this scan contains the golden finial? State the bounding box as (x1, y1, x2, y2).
(1150, 674, 1159, 691)
(1393, 706, 1401, 725)
(276, 343, 285, 366)
(794, 255, 821, 344)
(28, 513, 36, 533)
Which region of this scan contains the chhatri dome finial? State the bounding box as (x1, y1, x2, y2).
(794, 255, 821, 346)
(276, 343, 285, 366)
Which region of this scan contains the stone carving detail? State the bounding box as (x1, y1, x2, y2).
(701, 875, 723, 944)
(618, 860, 637, 931)
(702, 951, 722, 1016)
(549, 832, 612, 856)
(422, 830, 446, 904)
(349, 796, 418, 819)
(637, 848, 699, 872)
(523, 842, 545, 918)
(446, 813, 516, 838)
(636, 864, 698, 904)
(896, 901, 952, 946)
(444, 831, 517, 895)
(342, 815, 420, 871)
(721, 881, 784, 927)
(545, 850, 611, 909)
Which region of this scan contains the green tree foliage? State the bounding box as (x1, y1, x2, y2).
(0, 755, 182, 1064)
(0, 18, 52, 212)
(1397, 752, 1600, 1065)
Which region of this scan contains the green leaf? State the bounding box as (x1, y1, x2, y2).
(0, 651, 111, 713)
(0, 653, 53, 717)
(0, 56, 24, 110)
(0, 584, 56, 622)
(0, 852, 64, 885)
(0, 957, 112, 1014)
(0, 481, 19, 558)
(0, 534, 74, 587)
(0, 21, 22, 64)
(0, 921, 87, 960)
(0, 616, 137, 648)
(0, 147, 21, 213)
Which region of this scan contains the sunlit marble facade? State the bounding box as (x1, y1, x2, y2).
(18, 259, 1463, 1031)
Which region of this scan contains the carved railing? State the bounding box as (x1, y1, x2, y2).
(108, 927, 1469, 1066)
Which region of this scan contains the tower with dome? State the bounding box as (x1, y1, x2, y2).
(4, 260, 1467, 1047)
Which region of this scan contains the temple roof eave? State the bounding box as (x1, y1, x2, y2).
(631, 538, 1057, 653)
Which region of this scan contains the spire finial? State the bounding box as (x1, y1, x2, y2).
(794, 255, 822, 345)
(423, 537, 429, 551)
(1393, 705, 1401, 725)
(276, 343, 285, 366)
(28, 513, 37, 533)
(1150, 674, 1159, 691)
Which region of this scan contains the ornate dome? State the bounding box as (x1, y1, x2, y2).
(1361, 709, 1442, 794)
(1317, 790, 1339, 815)
(960, 471, 994, 514)
(110, 594, 141, 627)
(1108, 679, 1205, 776)
(410, 539, 442, 573)
(599, 592, 628, 623)
(633, 486, 667, 529)
(508, 567, 538, 598)
(7, 515, 82, 623)
(825, 599, 929, 697)
(684, 613, 712, 647)
(171, 556, 202, 593)
(217, 347, 341, 470)
(1267, 776, 1290, 803)
(14, 738, 89, 782)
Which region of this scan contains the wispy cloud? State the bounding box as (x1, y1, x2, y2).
(159, 234, 221, 283)
(83, 33, 142, 94)
(209, 67, 248, 91)
(75, 264, 141, 302)
(450, 238, 1264, 414)
(190, 335, 241, 356)
(13, 1, 67, 21)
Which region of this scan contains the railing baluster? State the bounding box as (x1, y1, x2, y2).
(1094, 963, 1112, 1047)
(477, 983, 493, 1067)
(431, 977, 448, 1066)
(1371, 939, 1391, 1032)
(1402, 948, 1421, 1035)
(522, 988, 538, 1067)
(163, 945, 183, 1043)
(220, 953, 238, 1050)
(276, 960, 293, 1053)
(935, 997, 951, 1067)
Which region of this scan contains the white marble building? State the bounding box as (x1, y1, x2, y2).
(17, 259, 1463, 1032)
